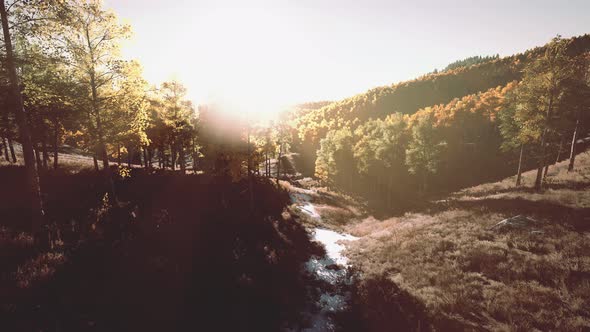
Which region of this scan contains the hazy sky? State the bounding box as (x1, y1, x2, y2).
(104, 0, 589, 118)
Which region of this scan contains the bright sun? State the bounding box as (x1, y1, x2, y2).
(120, 4, 304, 122)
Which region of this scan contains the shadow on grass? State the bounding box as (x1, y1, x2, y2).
(337, 274, 433, 332)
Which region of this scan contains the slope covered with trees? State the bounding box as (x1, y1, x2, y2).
(293, 35, 590, 212)
(294, 34, 590, 179)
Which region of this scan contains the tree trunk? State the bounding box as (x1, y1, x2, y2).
(0, 1, 44, 234)
(179, 144, 185, 174)
(543, 164, 549, 180)
(568, 118, 579, 172)
(84, 25, 115, 204)
(93, 154, 99, 172)
(34, 146, 42, 170)
(171, 144, 176, 170)
(41, 140, 48, 170)
(117, 144, 121, 166)
(535, 95, 553, 190)
(515, 144, 524, 187)
(145, 147, 152, 168)
(555, 136, 564, 163)
(127, 146, 133, 168)
(53, 118, 59, 169)
(0, 136, 5, 160)
(143, 147, 149, 169)
(7, 135, 16, 162)
(1, 135, 8, 162)
(276, 145, 282, 184)
(138, 147, 143, 167)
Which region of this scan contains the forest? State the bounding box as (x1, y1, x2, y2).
(1, 0, 590, 331)
(295, 35, 590, 212)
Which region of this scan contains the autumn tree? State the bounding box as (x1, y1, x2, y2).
(315, 127, 354, 189)
(405, 111, 444, 192)
(354, 114, 408, 208)
(566, 53, 590, 171)
(515, 37, 576, 190)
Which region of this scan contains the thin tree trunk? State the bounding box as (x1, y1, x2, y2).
(41, 140, 48, 170)
(515, 144, 524, 187)
(53, 118, 59, 169)
(148, 147, 153, 169)
(84, 25, 115, 204)
(1, 135, 8, 162)
(0, 1, 44, 235)
(34, 146, 42, 170)
(179, 144, 185, 174)
(117, 144, 121, 166)
(142, 147, 149, 169)
(93, 154, 99, 172)
(138, 147, 143, 167)
(171, 144, 176, 170)
(0, 136, 5, 160)
(7, 135, 16, 162)
(276, 145, 282, 184)
(535, 95, 553, 190)
(127, 146, 133, 168)
(568, 118, 579, 172)
(555, 136, 564, 163)
(543, 164, 549, 180)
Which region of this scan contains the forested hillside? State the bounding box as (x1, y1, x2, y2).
(292, 35, 590, 212)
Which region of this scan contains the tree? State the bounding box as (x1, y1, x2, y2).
(354, 114, 408, 208)
(0, 0, 44, 234)
(405, 111, 444, 192)
(566, 53, 590, 171)
(315, 127, 353, 189)
(499, 87, 531, 186)
(56, 0, 131, 200)
(515, 37, 576, 190)
(274, 121, 292, 184)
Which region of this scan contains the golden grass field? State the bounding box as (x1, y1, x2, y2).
(341, 152, 590, 331)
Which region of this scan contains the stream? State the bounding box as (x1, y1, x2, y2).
(288, 192, 358, 331)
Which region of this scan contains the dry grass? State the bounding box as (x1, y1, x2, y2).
(453, 151, 590, 208)
(346, 210, 590, 331)
(0, 143, 147, 173)
(0, 143, 96, 173)
(342, 151, 590, 331)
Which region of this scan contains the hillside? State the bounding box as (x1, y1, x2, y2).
(339, 151, 590, 330)
(293, 34, 590, 178)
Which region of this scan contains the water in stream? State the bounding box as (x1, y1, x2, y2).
(288, 194, 358, 331)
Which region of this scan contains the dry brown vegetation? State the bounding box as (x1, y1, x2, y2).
(343, 152, 590, 331)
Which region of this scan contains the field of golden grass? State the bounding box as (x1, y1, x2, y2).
(343, 152, 590, 331)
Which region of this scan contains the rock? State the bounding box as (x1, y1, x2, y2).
(326, 264, 341, 271)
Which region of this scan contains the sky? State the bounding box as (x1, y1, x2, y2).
(104, 0, 590, 119)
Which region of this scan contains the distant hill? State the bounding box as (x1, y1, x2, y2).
(294, 34, 590, 144)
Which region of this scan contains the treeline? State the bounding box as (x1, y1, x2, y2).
(441, 54, 499, 72)
(0, 1, 201, 173)
(294, 34, 590, 176)
(298, 36, 590, 212)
